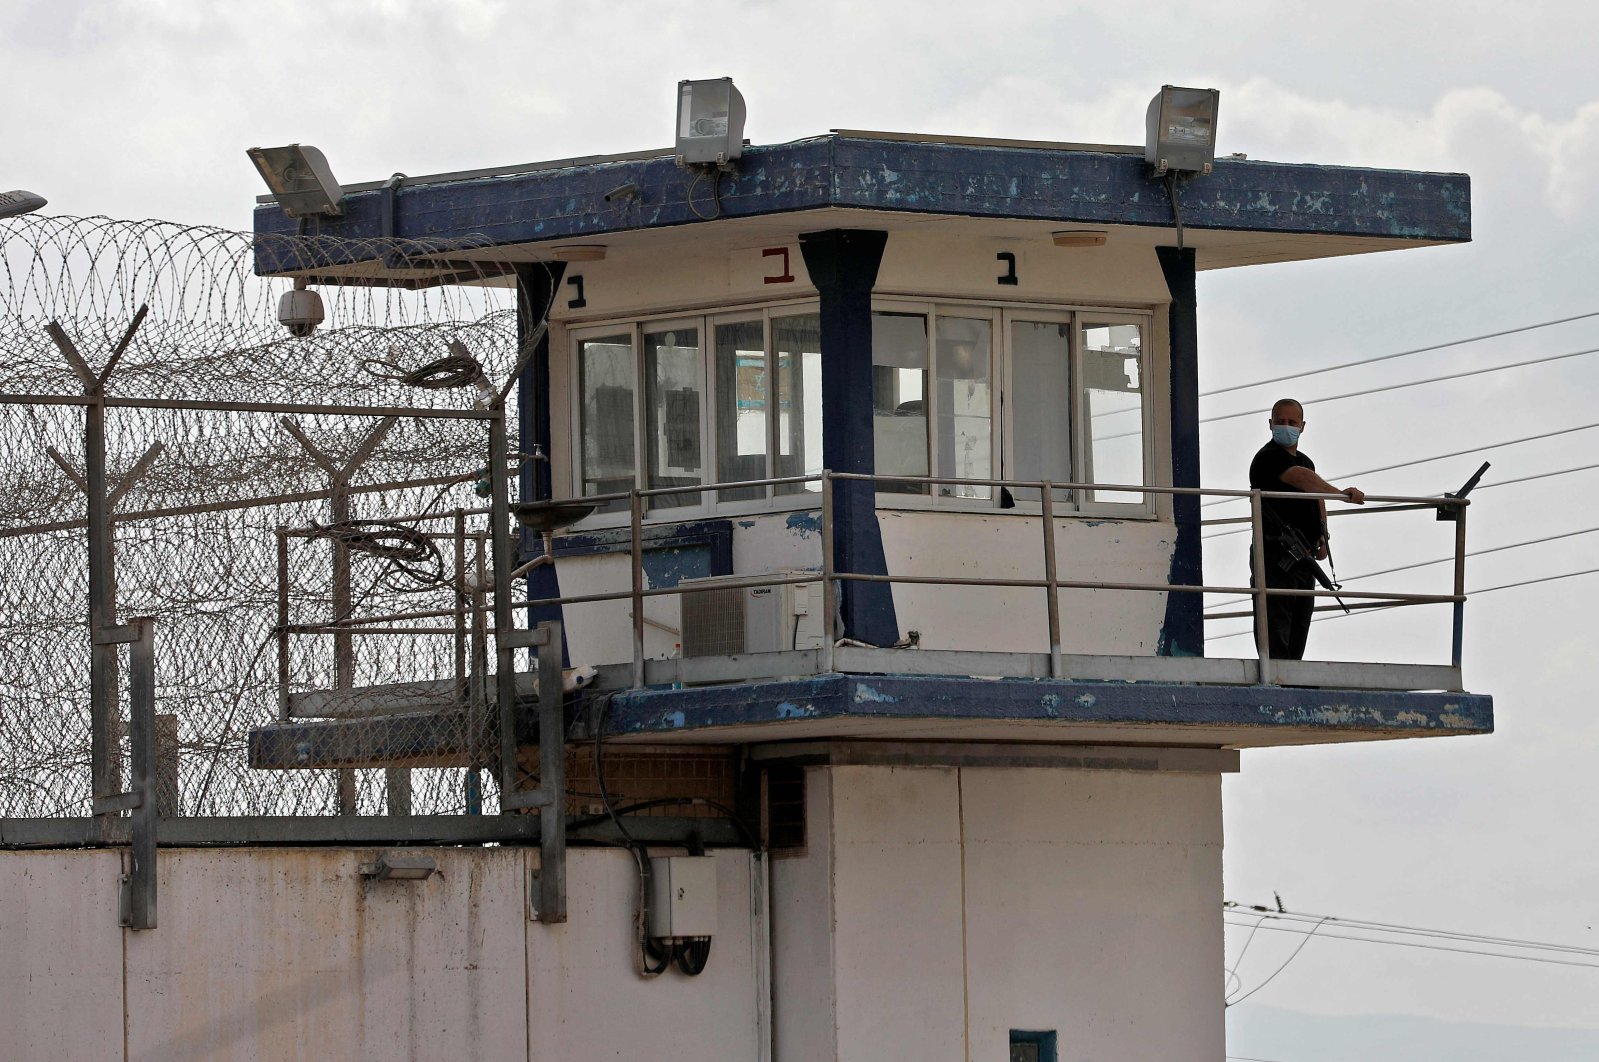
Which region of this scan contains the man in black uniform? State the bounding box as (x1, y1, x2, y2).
(1249, 398, 1366, 660)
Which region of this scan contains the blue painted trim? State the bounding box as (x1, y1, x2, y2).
(1157, 246, 1203, 657)
(515, 262, 570, 664)
(598, 673, 1493, 739)
(801, 229, 899, 646)
(541, 518, 734, 577)
(1010, 1030, 1058, 1062)
(252, 135, 1470, 273)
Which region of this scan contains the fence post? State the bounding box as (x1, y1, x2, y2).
(126, 617, 158, 930)
(1249, 490, 1273, 686)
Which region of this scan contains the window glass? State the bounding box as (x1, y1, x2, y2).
(1009, 320, 1073, 504)
(774, 313, 823, 496)
(1081, 322, 1145, 504)
(714, 320, 767, 503)
(871, 311, 929, 494)
(579, 333, 635, 512)
(644, 326, 702, 509)
(935, 316, 992, 499)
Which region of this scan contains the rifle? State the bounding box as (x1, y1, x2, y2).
(1266, 516, 1351, 614)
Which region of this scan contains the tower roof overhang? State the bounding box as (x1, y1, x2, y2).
(250, 131, 1470, 286)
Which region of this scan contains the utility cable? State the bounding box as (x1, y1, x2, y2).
(1233, 907, 1599, 958)
(1201, 309, 1599, 399)
(1223, 918, 1599, 970)
(1226, 916, 1330, 1006)
(1201, 420, 1599, 507)
(1196, 344, 1599, 427)
(1203, 460, 1599, 541)
(1206, 565, 1599, 640)
(1203, 523, 1599, 611)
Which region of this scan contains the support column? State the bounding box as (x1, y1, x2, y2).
(1157, 246, 1204, 657)
(516, 263, 570, 665)
(799, 230, 899, 648)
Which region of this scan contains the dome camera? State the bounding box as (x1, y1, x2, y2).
(278, 281, 324, 338)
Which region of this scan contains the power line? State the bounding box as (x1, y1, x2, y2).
(1198, 344, 1599, 426)
(1200, 419, 1599, 507)
(1202, 460, 1599, 540)
(1205, 566, 1599, 640)
(1239, 907, 1599, 958)
(1201, 310, 1599, 399)
(1202, 524, 1599, 611)
(1223, 918, 1599, 970)
(1227, 916, 1331, 1006)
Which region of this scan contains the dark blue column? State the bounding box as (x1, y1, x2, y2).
(1157, 246, 1204, 657)
(799, 229, 900, 647)
(516, 262, 569, 663)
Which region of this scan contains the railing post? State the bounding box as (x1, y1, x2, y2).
(631, 489, 645, 689)
(1451, 501, 1468, 675)
(1249, 490, 1274, 686)
(489, 405, 522, 811)
(1040, 482, 1063, 679)
(820, 471, 837, 674)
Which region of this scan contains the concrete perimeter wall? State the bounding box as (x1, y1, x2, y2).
(0, 846, 763, 1062)
(772, 765, 1226, 1062)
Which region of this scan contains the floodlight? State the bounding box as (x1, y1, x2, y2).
(359, 852, 437, 881)
(676, 78, 746, 167)
(1144, 87, 1220, 176)
(247, 143, 345, 218)
(0, 190, 47, 219)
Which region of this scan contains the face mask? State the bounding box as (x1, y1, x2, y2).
(1271, 424, 1302, 447)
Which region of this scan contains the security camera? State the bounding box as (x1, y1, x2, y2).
(278, 282, 324, 338)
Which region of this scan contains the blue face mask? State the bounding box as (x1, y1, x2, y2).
(1271, 424, 1302, 447)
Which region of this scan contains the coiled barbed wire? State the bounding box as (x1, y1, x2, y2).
(0, 215, 537, 819)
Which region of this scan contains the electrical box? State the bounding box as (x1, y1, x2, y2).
(679, 574, 827, 657)
(648, 855, 719, 939)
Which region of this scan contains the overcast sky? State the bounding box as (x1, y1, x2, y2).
(7, 0, 1599, 1053)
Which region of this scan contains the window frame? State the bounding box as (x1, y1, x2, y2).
(566, 296, 1156, 527)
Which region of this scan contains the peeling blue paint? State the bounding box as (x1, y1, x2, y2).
(776, 701, 813, 718)
(1075, 693, 1097, 709)
(254, 134, 1470, 273)
(736, 519, 757, 529)
(785, 511, 821, 536)
(662, 710, 685, 728)
(853, 683, 898, 704)
(1041, 693, 1061, 717)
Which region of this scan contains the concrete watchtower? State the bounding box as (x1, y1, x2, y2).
(250, 87, 1489, 1060)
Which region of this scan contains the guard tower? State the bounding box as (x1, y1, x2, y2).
(247, 86, 1490, 1060)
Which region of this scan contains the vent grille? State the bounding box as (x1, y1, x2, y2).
(681, 585, 747, 657)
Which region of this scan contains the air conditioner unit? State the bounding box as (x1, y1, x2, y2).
(680, 574, 828, 657)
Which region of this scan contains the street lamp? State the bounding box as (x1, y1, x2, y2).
(0, 190, 47, 219)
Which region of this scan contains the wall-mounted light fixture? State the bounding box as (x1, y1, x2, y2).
(551, 244, 608, 262)
(1144, 86, 1220, 176)
(676, 78, 746, 168)
(247, 144, 346, 218)
(0, 190, 47, 219)
(1052, 230, 1108, 248)
(359, 852, 437, 881)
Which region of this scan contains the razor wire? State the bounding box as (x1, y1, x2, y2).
(0, 214, 541, 820)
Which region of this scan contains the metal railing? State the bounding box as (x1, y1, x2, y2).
(314, 471, 1466, 694)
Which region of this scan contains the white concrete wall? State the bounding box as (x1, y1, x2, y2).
(877, 511, 1174, 655)
(0, 846, 762, 1062)
(771, 764, 1226, 1062)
